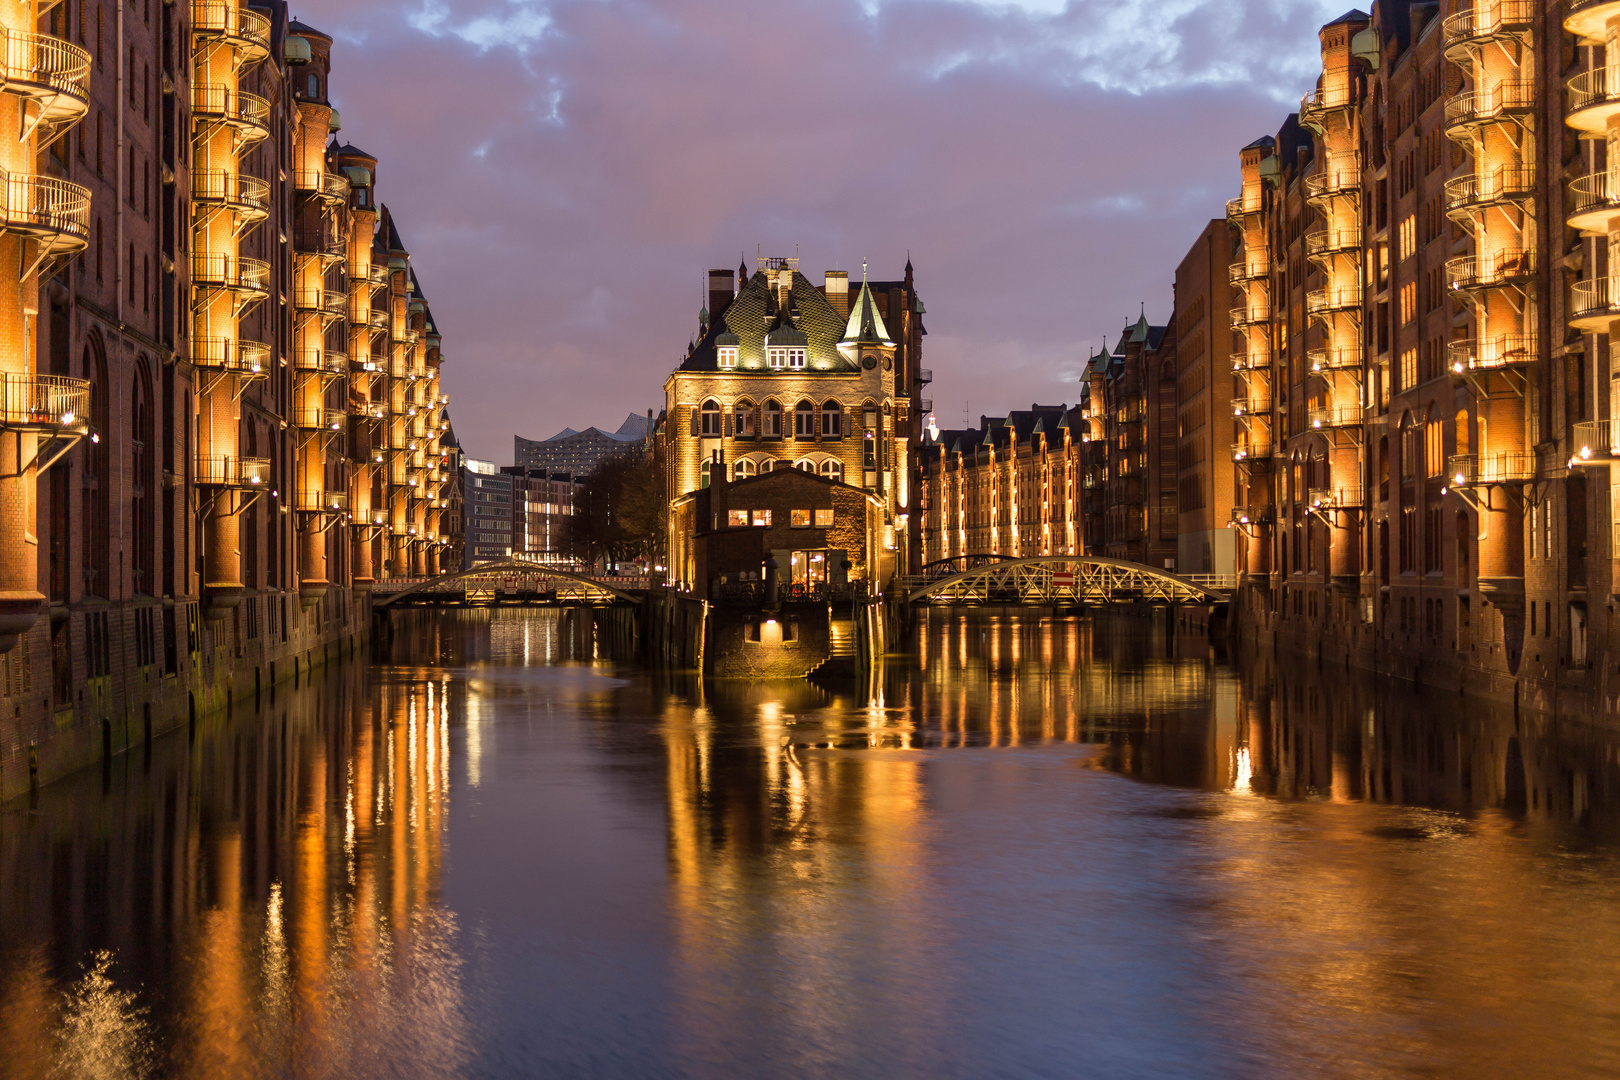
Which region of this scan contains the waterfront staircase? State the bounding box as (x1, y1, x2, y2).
(809, 614, 859, 680)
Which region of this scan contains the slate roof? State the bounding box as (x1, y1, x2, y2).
(679, 269, 860, 374)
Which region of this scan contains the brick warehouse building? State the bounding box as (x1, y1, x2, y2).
(0, 1, 456, 799)
(662, 256, 928, 593)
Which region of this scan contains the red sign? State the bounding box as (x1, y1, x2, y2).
(1052, 571, 1075, 589)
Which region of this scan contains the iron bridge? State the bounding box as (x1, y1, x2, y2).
(905, 557, 1230, 607)
(372, 560, 644, 608)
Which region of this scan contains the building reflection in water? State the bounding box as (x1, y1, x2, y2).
(0, 658, 469, 1080)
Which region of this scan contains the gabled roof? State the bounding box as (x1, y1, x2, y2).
(1325, 8, 1370, 26)
(678, 268, 858, 374)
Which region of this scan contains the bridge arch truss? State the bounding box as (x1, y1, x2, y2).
(906, 557, 1230, 607)
(373, 560, 641, 607)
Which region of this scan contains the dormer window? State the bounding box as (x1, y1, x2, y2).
(768, 347, 786, 369)
(789, 347, 805, 369)
(718, 346, 738, 369)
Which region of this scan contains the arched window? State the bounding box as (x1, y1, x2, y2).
(1378, 436, 1390, 501)
(700, 459, 712, 489)
(763, 400, 782, 438)
(132, 363, 154, 596)
(308, 73, 319, 98)
(819, 459, 843, 483)
(1454, 409, 1470, 456)
(699, 398, 721, 437)
(734, 458, 757, 479)
(794, 459, 814, 473)
(821, 400, 843, 438)
(794, 399, 816, 438)
(734, 400, 755, 439)
(84, 338, 109, 598)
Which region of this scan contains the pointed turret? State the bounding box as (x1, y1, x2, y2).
(841, 275, 894, 347)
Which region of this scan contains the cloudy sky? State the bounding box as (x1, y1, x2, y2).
(304, 0, 1348, 462)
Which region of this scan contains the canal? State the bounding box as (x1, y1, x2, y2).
(3, 608, 1620, 1078)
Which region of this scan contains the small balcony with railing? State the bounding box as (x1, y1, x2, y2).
(192, 337, 269, 377)
(1304, 226, 1361, 264)
(1232, 347, 1272, 372)
(1571, 277, 1620, 331)
(1225, 193, 1263, 226)
(1228, 258, 1268, 286)
(1443, 1, 1533, 58)
(196, 454, 270, 488)
(291, 406, 347, 432)
(191, 252, 270, 299)
(1573, 419, 1620, 466)
(1302, 153, 1360, 205)
(0, 172, 90, 258)
(293, 349, 345, 377)
(1230, 301, 1271, 328)
(293, 285, 345, 320)
(1447, 333, 1536, 375)
(295, 228, 346, 263)
(1444, 165, 1535, 220)
(1232, 438, 1273, 464)
(350, 399, 387, 420)
(1308, 347, 1361, 373)
(294, 490, 349, 514)
(350, 352, 381, 374)
(1568, 66, 1620, 135)
(192, 169, 270, 225)
(1566, 0, 1620, 42)
(191, 84, 270, 144)
(1445, 80, 1534, 134)
(1450, 451, 1535, 486)
(1445, 248, 1535, 294)
(1232, 393, 1271, 421)
(0, 373, 88, 434)
(1309, 405, 1362, 430)
(1307, 486, 1364, 515)
(1299, 84, 1355, 131)
(1569, 170, 1620, 234)
(0, 27, 91, 132)
(191, 0, 271, 63)
(916, 367, 933, 385)
(1305, 284, 1362, 318)
(294, 170, 350, 206)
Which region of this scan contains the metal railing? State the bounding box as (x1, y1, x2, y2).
(1442, 0, 1534, 50)
(1447, 333, 1536, 373)
(0, 373, 88, 430)
(350, 399, 387, 419)
(1574, 420, 1620, 463)
(1308, 347, 1361, 372)
(1445, 165, 1535, 214)
(192, 169, 270, 217)
(1445, 248, 1536, 290)
(1446, 81, 1535, 128)
(1225, 194, 1263, 223)
(1232, 394, 1271, 417)
(191, 337, 269, 374)
(291, 407, 346, 431)
(191, 251, 270, 294)
(1305, 284, 1362, 316)
(292, 350, 344, 374)
(293, 287, 345, 317)
(1571, 278, 1618, 325)
(1231, 303, 1271, 327)
(1308, 486, 1364, 510)
(1232, 348, 1272, 371)
(293, 170, 349, 203)
(1229, 259, 1268, 284)
(1450, 452, 1536, 485)
(191, 84, 270, 137)
(1232, 440, 1273, 462)
(0, 172, 90, 249)
(191, 0, 272, 53)
(1299, 83, 1355, 127)
(1304, 227, 1361, 259)
(0, 27, 90, 101)
(1569, 171, 1620, 228)
(295, 490, 349, 513)
(917, 367, 933, 384)
(196, 454, 270, 487)
(1309, 405, 1363, 429)
(1569, 67, 1618, 117)
(1302, 152, 1360, 201)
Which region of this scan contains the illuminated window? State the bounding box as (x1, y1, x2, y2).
(1425, 419, 1443, 477)
(767, 347, 787, 369)
(819, 459, 843, 483)
(821, 400, 843, 437)
(791, 509, 811, 527)
(794, 459, 814, 473)
(815, 509, 834, 527)
(794, 400, 816, 438)
(789, 347, 806, 369)
(1399, 283, 1416, 326)
(734, 400, 755, 437)
(1399, 347, 1417, 390)
(763, 400, 782, 437)
(752, 509, 771, 527)
(718, 346, 738, 368)
(734, 458, 757, 479)
(1398, 214, 1415, 261)
(699, 398, 721, 436)
(728, 509, 749, 527)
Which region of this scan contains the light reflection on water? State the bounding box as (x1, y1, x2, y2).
(2, 608, 1620, 1078)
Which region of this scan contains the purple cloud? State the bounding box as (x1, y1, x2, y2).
(301, 0, 1346, 458)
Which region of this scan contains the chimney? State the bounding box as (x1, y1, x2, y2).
(824, 271, 849, 317)
(708, 269, 735, 322)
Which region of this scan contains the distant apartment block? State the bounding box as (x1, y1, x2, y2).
(514, 414, 651, 477)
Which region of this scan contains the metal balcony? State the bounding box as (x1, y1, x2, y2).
(1443, 1, 1533, 58)
(192, 169, 271, 224)
(1569, 67, 1620, 135)
(295, 490, 349, 513)
(1445, 81, 1534, 134)
(192, 337, 269, 375)
(293, 349, 345, 375)
(1308, 347, 1361, 373)
(0, 28, 91, 133)
(1308, 405, 1362, 430)
(294, 170, 349, 205)
(0, 173, 89, 258)
(1232, 348, 1272, 371)
(1299, 84, 1355, 131)
(1228, 259, 1268, 285)
(1444, 165, 1535, 220)
(1230, 302, 1271, 328)
(293, 287, 345, 319)
(1447, 334, 1536, 374)
(0, 373, 88, 433)
(190, 252, 270, 297)
(1302, 153, 1360, 204)
(1450, 452, 1535, 486)
(350, 353, 381, 373)
(1573, 419, 1620, 465)
(1305, 284, 1361, 317)
(196, 454, 270, 487)
(1225, 194, 1263, 225)
(1231, 395, 1271, 418)
(1308, 486, 1364, 511)
(1567, 0, 1620, 42)
(191, 84, 270, 144)
(1232, 440, 1272, 463)
(350, 400, 387, 419)
(191, 1, 272, 64)
(1569, 171, 1620, 234)
(291, 407, 346, 431)
(1571, 278, 1620, 331)
(1304, 227, 1361, 262)
(917, 367, 933, 385)
(1445, 248, 1535, 292)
